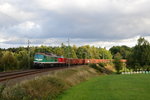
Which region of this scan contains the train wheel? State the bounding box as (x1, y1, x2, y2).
(39, 64, 44, 68)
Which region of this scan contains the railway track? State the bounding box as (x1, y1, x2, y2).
(0, 66, 71, 82)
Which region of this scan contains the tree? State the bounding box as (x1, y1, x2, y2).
(113, 53, 123, 74)
(63, 46, 77, 58)
(89, 46, 99, 59)
(99, 48, 112, 59)
(1, 51, 18, 71)
(35, 45, 52, 53)
(16, 50, 30, 69)
(127, 37, 150, 71)
(76, 46, 91, 59)
(53, 47, 64, 56)
(109, 46, 132, 59)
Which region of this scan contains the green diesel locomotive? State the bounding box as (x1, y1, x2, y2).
(34, 53, 64, 68)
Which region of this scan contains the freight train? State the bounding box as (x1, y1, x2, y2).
(34, 53, 126, 68)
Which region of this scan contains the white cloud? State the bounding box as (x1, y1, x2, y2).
(15, 21, 41, 31)
(2, 21, 42, 36)
(0, 3, 34, 21)
(35, 0, 150, 13)
(88, 36, 150, 49)
(1, 36, 150, 49)
(0, 32, 6, 42)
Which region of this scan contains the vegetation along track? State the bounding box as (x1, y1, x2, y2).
(0, 66, 73, 82)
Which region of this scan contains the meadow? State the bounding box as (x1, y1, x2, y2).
(57, 74, 150, 100)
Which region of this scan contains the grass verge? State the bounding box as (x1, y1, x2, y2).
(0, 65, 101, 100)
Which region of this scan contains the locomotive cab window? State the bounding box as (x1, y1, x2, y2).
(34, 54, 44, 61)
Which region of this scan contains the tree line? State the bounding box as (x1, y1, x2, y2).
(0, 37, 149, 72)
(110, 37, 150, 72)
(0, 44, 112, 71)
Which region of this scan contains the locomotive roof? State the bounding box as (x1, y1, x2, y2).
(35, 53, 58, 57)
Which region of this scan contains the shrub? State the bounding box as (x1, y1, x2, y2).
(0, 84, 6, 99)
(89, 63, 112, 74)
(1, 65, 100, 100)
(98, 63, 106, 67)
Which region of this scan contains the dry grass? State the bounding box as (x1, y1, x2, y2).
(1, 65, 100, 100)
(105, 63, 116, 72)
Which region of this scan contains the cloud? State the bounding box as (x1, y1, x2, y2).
(31, 0, 150, 39)
(0, 0, 150, 48)
(1, 36, 150, 50)
(0, 21, 42, 39)
(0, 3, 34, 21)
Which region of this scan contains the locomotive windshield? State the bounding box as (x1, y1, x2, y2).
(34, 54, 44, 61)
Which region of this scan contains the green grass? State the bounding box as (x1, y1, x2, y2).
(56, 74, 150, 100)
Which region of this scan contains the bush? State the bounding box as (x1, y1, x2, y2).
(0, 84, 6, 99)
(89, 64, 100, 71)
(1, 66, 99, 100)
(2, 77, 68, 100)
(98, 63, 106, 67)
(89, 63, 112, 74)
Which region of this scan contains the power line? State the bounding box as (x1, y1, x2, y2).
(67, 38, 70, 67)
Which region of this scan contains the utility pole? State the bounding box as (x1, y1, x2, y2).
(27, 40, 30, 69)
(103, 47, 105, 59)
(67, 38, 70, 67)
(102, 48, 105, 63)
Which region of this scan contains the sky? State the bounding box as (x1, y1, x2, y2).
(0, 0, 150, 49)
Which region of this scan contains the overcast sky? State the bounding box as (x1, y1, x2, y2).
(0, 0, 150, 49)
